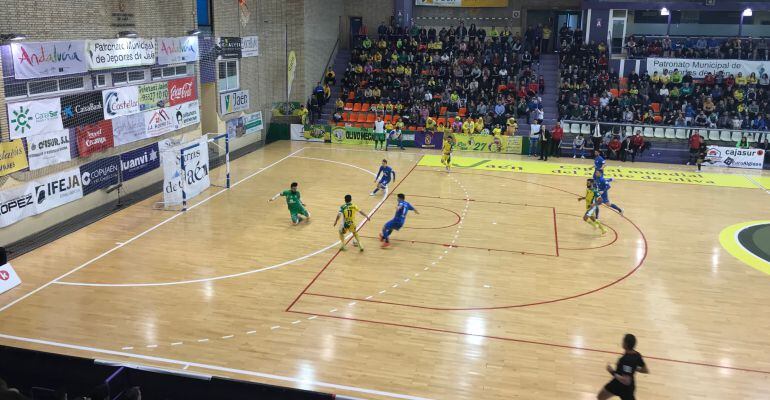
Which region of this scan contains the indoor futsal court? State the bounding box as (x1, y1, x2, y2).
(0, 141, 768, 399)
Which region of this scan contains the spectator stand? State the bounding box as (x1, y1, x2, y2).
(560, 119, 769, 166)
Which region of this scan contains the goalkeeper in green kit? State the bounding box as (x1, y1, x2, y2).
(269, 182, 310, 225)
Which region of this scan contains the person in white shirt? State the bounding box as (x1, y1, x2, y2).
(659, 86, 669, 97)
(530, 121, 542, 157)
(424, 91, 433, 102)
(374, 116, 385, 134)
(573, 133, 586, 158)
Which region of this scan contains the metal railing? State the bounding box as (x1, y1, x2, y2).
(560, 119, 769, 143)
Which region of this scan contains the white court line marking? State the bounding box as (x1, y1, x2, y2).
(183, 364, 190, 370)
(197, 339, 209, 343)
(270, 326, 281, 330)
(291, 320, 301, 324)
(348, 302, 357, 306)
(246, 331, 256, 335)
(171, 342, 183, 346)
(307, 316, 317, 320)
(54, 155, 387, 288)
(122, 346, 133, 350)
(146, 344, 158, 348)
(329, 308, 338, 312)
(222, 335, 234, 339)
(0, 334, 434, 399)
(365, 295, 373, 299)
(745, 175, 770, 194)
(379, 290, 386, 294)
(0, 147, 307, 312)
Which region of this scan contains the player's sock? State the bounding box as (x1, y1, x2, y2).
(339, 233, 346, 249)
(609, 204, 623, 214)
(598, 222, 608, 235)
(372, 188, 379, 194)
(353, 233, 363, 251)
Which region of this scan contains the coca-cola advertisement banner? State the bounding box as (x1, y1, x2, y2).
(61, 91, 104, 128)
(76, 120, 114, 157)
(167, 77, 197, 106)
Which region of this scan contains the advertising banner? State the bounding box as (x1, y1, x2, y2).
(26, 129, 73, 170)
(76, 120, 114, 157)
(156, 36, 199, 65)
(705, 145, 765, 170)
(7, 97, 64, 139)
(219, 90, 250, 115)
(11, 40, 88, 79)
(120, 142, 160, 181)
(226, 117, 244, 139)
(414, 131, 444, 149)
(138, 82, 169, 111)
(415, 0, 508, 7)
(33, 167, 84, 214)
(112, 113, 148, 146)
(218, 37, 242, 59)
(0, 183, 36, 228)
(303, 125, 330, 142)
(0, 140, 29, 176)
(242, 36, 259, 57)
(86, 38, 156, 70)
(243, 111, 263, 135)
(61, 91, 104, 128)
(80, 155, 121, 195)
(169, 100, 200, 130)
(161, 137, 210, 205)
(144, 108, 174, 137)
(647, 58, 768, 79)
(453, 133, 520, 153)
(0, 263, 22, 295)
(168, 76, 197, 106)
(330, 126, 375, 145)
(102, 86, 140, 120)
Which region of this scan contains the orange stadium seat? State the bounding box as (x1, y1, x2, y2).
(384, 115, 392, 122)
(344, 102, 353, 111)
(353, 103, 362, 112)
(653, 115, 663, 123)
(651, 103, 661, 113)
(366, 113, 376, 123)
(439, 106, 448, 115)
(458, 107, 467, 117)
(361, 103, 370, 112)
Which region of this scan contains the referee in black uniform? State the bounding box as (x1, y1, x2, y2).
(598, 334, 649, 400)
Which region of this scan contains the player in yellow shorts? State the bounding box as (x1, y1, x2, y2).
(441, 135, 455, 172)
(577, 178, 607, 234)
(333, 194, 370, 251)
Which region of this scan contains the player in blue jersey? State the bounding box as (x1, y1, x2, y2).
(594, 149, 606, 172)
(370, 159, 396, 197)
(593, 169, 623, 214)
(379, 193, 419, 248)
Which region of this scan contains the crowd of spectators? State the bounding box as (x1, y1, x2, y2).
(336, 20, 574, 132)
(558, 39, 770, 132)
(0, 377, 141, 400)
(626, 35, 770, 60)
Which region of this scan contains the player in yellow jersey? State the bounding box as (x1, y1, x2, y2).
(441, 135, 454, 172)
(333, 194, 370, 251)
(577, 179, 607, 234)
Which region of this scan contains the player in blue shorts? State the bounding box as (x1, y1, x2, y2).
(379, 193, 419, 248)
(594, 169, 623, 214)
(594, 149, 606, 172)
(370, 159, 396, 197)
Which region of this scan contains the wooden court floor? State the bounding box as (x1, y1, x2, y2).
(1, 141, 769, 399)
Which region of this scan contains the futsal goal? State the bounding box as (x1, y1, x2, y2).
(154, 133, 231, 211)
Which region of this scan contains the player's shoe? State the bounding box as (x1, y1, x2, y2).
(381, 241, 390, 248)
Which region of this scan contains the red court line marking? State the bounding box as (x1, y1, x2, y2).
(286, 309, 770, 376)
(300, 169, 649, 311)
(406, 193, 554, 209)
(556, 212, 619, 251)
(401, 204, 461, 230)
(285, 161, 420, 312)
(552, 207, 560, 257)
(357, 235, 557, 257)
